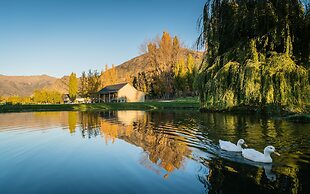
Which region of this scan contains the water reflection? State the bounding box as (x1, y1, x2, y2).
(78, 111, 191, 176)
(0, 111, 309, 194)
(68, 112, 77, 133)
(199, 113, 310, 193)
(75, 111, 310, 193)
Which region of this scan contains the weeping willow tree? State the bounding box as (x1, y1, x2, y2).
(196, 0, 310, 113)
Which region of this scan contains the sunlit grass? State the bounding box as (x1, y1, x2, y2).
(0, 100, 199, 113)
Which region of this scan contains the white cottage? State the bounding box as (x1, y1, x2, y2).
(97, 83, 145, 103)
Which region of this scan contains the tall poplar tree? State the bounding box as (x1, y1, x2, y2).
(69, 72, 78, 102)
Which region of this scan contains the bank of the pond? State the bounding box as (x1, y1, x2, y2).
(200, 105, 310, 123)
(201, 104, 309, 114)
(2, 101, 309, 123)
(0, 101, 200, 113)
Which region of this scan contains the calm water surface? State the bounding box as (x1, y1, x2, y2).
(0, 111, 309, 194)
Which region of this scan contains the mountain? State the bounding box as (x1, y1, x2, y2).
(0, 75, 68, 97)
(43, 76, 69, 94)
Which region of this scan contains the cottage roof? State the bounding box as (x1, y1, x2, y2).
(98, 83, 128, 94)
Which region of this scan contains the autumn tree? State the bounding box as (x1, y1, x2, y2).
(186, 54, 196, 94)
(6, 96, 21, 104)
(132, 72, 152, 93)
(0, 96, 4, 104)
(158, 32, 173, 70)
(87, 70, 101, 94)
(147, 32, 180, 73)
(79, 71, 88, 97)
(144, 32, 183, 98)
(172, 36, 181, 64)
(100, 64, 118, 87)
(33, 90, 62, 104)
(69, 72, 78, 102)
(133, 32, 200, 98)
(173, 57, 187, 94)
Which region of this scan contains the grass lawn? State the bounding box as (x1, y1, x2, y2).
(0, 98, 199, 113)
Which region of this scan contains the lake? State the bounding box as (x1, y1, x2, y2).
(0, 111, 309, 194)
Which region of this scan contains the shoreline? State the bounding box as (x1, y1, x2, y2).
(200, 105, 310, 123)
(0, 101, 200, 113)
(1, 102, 309, 123)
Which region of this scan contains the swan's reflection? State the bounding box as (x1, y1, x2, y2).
(262, 164, 276, 181)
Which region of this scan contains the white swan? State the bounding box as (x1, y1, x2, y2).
(242, 145, 280, 163)
(219, 139, 247, 152)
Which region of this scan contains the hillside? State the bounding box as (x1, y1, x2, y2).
(115, 54, 150, 82)
(43, 76, 69, 94)
(0, 75, 58, 97)
(112, 49, 203, 83)
(0, 74, 70, 97)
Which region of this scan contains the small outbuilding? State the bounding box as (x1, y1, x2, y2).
(97, 83, 145, 103)
(62, 94, 89, 104)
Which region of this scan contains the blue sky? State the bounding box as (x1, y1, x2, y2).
(0, 0, 205, 77)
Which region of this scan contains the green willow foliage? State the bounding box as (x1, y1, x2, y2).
(198, 0, 309, 64)
(197, 0, 310, 113)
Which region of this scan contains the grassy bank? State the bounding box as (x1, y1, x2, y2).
(0, 99, 199, 113)
(1, 99, 309, 123)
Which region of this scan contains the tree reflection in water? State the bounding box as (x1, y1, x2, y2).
(68, 111, 77, 134)
(64, 111, 310, 194)
(76, 111, 191, 177)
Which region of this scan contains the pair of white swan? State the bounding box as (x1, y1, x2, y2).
(219, 139, 280, 163)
